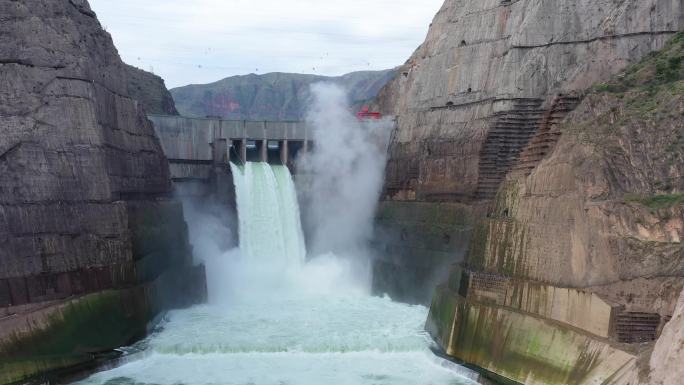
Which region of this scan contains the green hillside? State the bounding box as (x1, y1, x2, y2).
(170, 70, 396, 120)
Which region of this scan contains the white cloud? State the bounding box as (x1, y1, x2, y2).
(89, 0, 443, 88)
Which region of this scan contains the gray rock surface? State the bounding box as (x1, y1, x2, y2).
(0, 0, 201, 307)
(646, 288, 684, 385)
(125, 64, 179, 116)
(378, 0, 682, 203)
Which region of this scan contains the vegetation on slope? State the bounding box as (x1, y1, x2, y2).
(569, 32, 684, 202)
(170, 70, 396, 120)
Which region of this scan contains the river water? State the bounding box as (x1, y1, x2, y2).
(74, 163, 476, 385)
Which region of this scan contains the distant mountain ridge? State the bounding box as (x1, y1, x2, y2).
(170, 70, 396, 121)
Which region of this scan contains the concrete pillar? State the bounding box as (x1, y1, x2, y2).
(303, 140, 309, 153)
(256, 140, 267, 162)
(279, 140, 289, 166)
(210, 138, 231, 204)
(212, 138, 228, 166)
(240, 138, 247, 164)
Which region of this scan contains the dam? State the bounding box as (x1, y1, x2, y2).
(149, 115, 314, 198)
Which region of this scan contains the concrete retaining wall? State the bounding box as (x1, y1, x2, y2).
(426, 287, 635, 385)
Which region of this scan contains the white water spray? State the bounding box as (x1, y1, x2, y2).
(298, 83, 392, 264)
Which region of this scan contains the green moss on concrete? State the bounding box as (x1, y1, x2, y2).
(430, 294, 633, 385)
(373, 201, 479, 303)
(128, 201, 191, 265)
(447, 265, 465, 293)
(0, 288, 150, 385)
(127, 202, 196, 287)
(466, 221, 490, 270)
(425, 287, 458, 349)
(376, 201, 473, 227)
(465, 181, 531, 278)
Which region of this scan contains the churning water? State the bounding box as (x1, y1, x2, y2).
(74, 162, 476, 385)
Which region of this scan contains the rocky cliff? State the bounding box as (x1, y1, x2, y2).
(646, 288, 684, 385)
(171, 70, 396, 120)
(374, 0, 683, 305)
(375, 0, 684, 383)
(125, 64, 179, 115)
(0, 1, 205, 383)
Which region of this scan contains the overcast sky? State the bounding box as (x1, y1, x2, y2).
(89, 0, 444, 89)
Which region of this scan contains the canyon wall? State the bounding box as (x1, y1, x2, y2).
(646, 288, 684, 385)
(125, 64, 179, 116)
(0, 1, 205, 383)
(376, 0, 684, 383)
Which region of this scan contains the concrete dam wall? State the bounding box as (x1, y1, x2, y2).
(149, 115, 313, 199)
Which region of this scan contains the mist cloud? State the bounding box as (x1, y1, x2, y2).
(298, 83, 392, 259)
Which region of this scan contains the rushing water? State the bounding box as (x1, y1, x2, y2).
(74, 162, 476, 385)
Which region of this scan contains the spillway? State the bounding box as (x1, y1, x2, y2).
(231, 162, 306, 265)
(73, 162, 476, 385)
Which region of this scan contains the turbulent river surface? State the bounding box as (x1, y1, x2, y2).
(74, 163, 476, 385)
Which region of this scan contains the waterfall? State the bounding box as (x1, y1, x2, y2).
(230, 162, 306, 266)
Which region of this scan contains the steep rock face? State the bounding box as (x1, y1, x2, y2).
(374, 0, 683, 311)
(372, 201, 482, 304)
(0, 1, 205, 382)
(646, 288, 684, 385)
(125, 64, 179, 116)
(470, 33, 684, 288)
(376, 0, 684, 383)
(424, 29, 684, 385)
(379, 0, 681, 202)
(0, 0, 169, 301)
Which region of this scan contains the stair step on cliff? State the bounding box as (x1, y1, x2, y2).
(484, 146, 530, 153)
(615, 312, 661, 343)
(487, 133, 537, 140)
(488, 135, 537, 141)
(520, 148, 552, 156)
(477, 182, 505, 188)
(492, 125, 541, 131)
(495, 116, 542, 122)
(492, 126, 541, 133)
(490, 126, 540, 132)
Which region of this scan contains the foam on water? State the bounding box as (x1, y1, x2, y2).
(73, 162, 477, 385)
(75, 295, 476, 385)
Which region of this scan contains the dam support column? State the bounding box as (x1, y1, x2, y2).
(239, 138, 247, 164)
(256, 140, 267, 162)
(231, 139, 247, 165)
(211, 138, 234, 207)
(212, 138, 228, 166)
(279, 140, 289, 167)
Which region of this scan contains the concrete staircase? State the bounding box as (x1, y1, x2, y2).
(615, 311, 661, 343)
(512, 94, 582, 177)
(474, 98, 544, 200)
